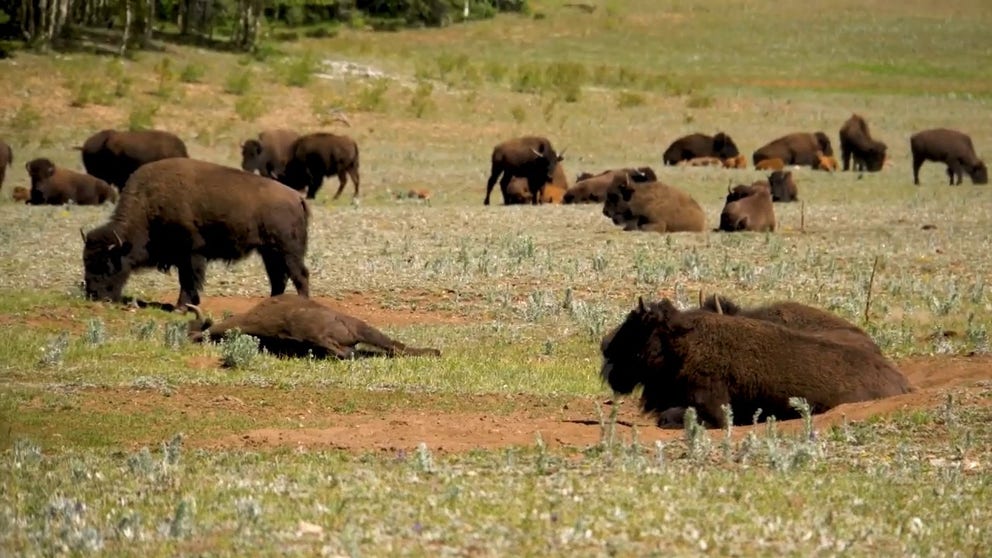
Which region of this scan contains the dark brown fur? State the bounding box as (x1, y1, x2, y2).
(563, 167, 655, 204)
(600, 298, 913, 428)
(240, 129, 300, 180)
(501, 161, 569, 204)
(752, 132, 833, 167)
(281, 132, 361, 200)
(186, 294, 440, 359)
(484, 136, 563, 205)
(602, 180, 706, 233)
(78, 129, 189, 189)
(0, 138, 11, 191)
(662, 132, 740, 165)
(768, 170, 799, 202)
(839, 114, 887, 172)
(719, 188, 775, 232)
(82, 159, 310, 309)
(26, 158, 117, 205)
(725, 182, 770, 203)
(910, 128, 988, 186)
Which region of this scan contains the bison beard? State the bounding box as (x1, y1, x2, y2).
(82, 158, 311, 309)
(186, 294, 441, 359)
(600, 297, 912, 428)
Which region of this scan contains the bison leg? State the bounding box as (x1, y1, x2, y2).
(332, 170, 348, 200)
(946, 160, 964, 186)
(286, 255, 310, 298)
(840, 146, 852, 172)
(305, 174, 323, 200)
(483, 163, 502, 206)
(347, 166, 360, 198)
(260, 249, 290, 297)
(688, 384, 731, 429)
(912, 155, 924, 185)
(176, 255, 207, 309)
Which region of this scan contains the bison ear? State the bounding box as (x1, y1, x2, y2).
(637, 296, 647, 313)
(79, 227, 87, 244)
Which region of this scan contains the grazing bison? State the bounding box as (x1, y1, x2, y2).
(662, 132, 740, 165)
(26, 158, 117, 205)
(838, 114, 887, 172)
(752, 132, 833, 167)
(602, 180, 706, 233)
(813, 151, 839, 172)
(600, 298, 912, 428)
(755, 158, 785, 171)
(723, 154, 747, 169)
(719, 186, 775, 232)
(81, 158, 310, 309)
(768, 170, 798, 202)
(240, 129, 300, 180)
(78, 129, 188, 189)
(0, 138, 11, 191)
(910, 128, 988, 186)
(280, 132, 361, 200)
(563, 167, 655, 204)
(501, 161, 569, 205)
(186, 295, 441, 359)
(484, 136, 563, 205)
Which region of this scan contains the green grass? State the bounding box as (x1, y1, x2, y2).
(2, 0, 992, 554)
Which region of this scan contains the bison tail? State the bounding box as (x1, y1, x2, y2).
(701, 294, 741, 315)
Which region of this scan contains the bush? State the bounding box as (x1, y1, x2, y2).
(235, 94, 265, 122)
(128, 103, 160, 131)
(224, 71, 252, 95)
(281, 51, 317, 87)
(221, 329, 260, 369)
(179, 63, 206, 84)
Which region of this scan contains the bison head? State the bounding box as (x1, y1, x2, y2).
(600, 297, 661, 394)
(240, 139, 265, 173)
(82, 225, 134, 302)
(814, 132, 834, 157)
(712, 132, 740, 159)
(970, 161, 989, 185)
(602, 177, 636, 224)
(26, 158, 57, 186)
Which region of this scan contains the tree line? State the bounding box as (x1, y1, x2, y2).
(0, 0, 529, 55)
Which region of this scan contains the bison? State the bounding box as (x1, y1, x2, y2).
(563, 167, 655, 204)
(602, 180, 706, 233)
(600, 297, 912, 428)
(724, 181, 771, 203)
(662, 132, 740, 165)
(752, 132, 833, 167)
(755, 158, 785, 171)
(813, 151, 839, 172)
(240, 129, 300, 180)
(723, 154, 747, 169)
(719, 186, 775, 232)
(838, 114, 887, 172)
(186, 295, 441, 359)
(768, 170, 798, 202)
(280, 132, 361, 200)
(81, 158, 310, 310)
(11, 186, 29, 202)
(910, 128, 988, 186)
(500, 161, 569, 205)
(0, 138, 11, 191)
(78, 129, 189, 190)
(26, 158, 117, 205)
(484, 136, 563, 206)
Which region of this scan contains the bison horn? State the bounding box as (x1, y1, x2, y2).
(713, 295, 723, 315)
(185, 304, 204, 323)
(531, 147, 543, 158)
(112, 230, 123, 248)
(637, 296, 646, 313)
(79, 227, 87, 243)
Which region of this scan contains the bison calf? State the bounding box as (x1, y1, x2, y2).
(600, 298, 912, 428)
(723, 154, 747, 169)
(187, 294, 441, 359)
(910, 128, 988, 186)
(26, 158, 117, 205)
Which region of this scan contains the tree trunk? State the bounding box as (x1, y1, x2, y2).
(119, 0, 131, 56)
(234, 0, 262, 51)
(141, 0, 152, 46)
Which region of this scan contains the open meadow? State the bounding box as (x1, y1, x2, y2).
(2, 0, 992, 554)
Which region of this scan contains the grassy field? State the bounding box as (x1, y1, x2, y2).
(2, 0, 992, 554)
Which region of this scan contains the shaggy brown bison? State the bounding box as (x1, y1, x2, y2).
(563, 167, 655, 204)
(838, 114, 887, 172)
(0, 138, 11, 191)
(768, 170, 799, 202)
(723, 154, 747, 169)
(719, 186, 775, 232)
(724, 182, 770, 203)
(82, 158, 310, 310)
(662, 132, 740, 165)
(240, 129, 300, 180)
(602, 180, 706, 233)
(26, 158, 117, 205)
(600, 298, 912, 428)
(752, 132, 833, 167)
(501, 161, 569, 204)
(281, 132, 361, 200)
(186, 295, 441, 359)
(484, 136, 563, 206)
(755, 158, 785, 171)
(910, 128, 988, 186)
(78, 129, 188, 189)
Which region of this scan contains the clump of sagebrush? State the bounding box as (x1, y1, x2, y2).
(408, 80, 435, 118)
(509, 104, 526, 123)
(154, 56, 178, 99)
(39, 332, 70, 368)
(131, 319, 157, 340)
(414, 442, 435, 474)
(127, 102, 159, 131)
(353, 78, 390, 112)
(221, 329, 260, 369)
(84, 318, 105, 346)
(163, 321, 187, 349)
(224, 70, 252, 95)
(235, 94, 264, 122)
(280, 51, 317, 87)
(179, 62, 205, 83)
(616, 90, 645, 109)
(682, 407, 710, 463)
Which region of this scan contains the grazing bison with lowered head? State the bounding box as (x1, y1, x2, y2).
(839, 114, 887, 172)
(82, 158, 310, 310)
(240, 129, 300, 180)
(500, 161, 569, 205)
(752, 132, 833, 168)
(26, 158, 117, 205)
(600, 297, 912, 428)
(186, 294, 441, 359)
(719, 185, 775, 232)
(0, 138, 11, 191)
(768, 170, 798, 202)
(78, 129, 188, 190)
(281, 132, 360, 200)
(602, 180, 706, 233)
(910, 128, 988, 186)
(484, 136, 563, 206)
(662, 132, 740, 166)
(563, 167, 655, 204)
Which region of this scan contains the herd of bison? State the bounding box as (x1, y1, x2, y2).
(0, 112, 985, 429)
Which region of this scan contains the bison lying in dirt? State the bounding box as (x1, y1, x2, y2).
(602, 180, 706, 233)
(281, 132, 361, 200)
(82, 158, 310, 310)
(240, 128, 300, 180)
(186, 294, 441, 359)
(753, 132, 833, 168)
(563, 167, 655, 204)
(484, 136, 563, 205)
(662, 132, 740, 165)
(78, 129, 189, 190)
(839, 114, 887, 172)
(910, 128, 988, 186)
(600, 297, 912, 428)
(719, 185, 775, 232)
(26, 158, 118, 205)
